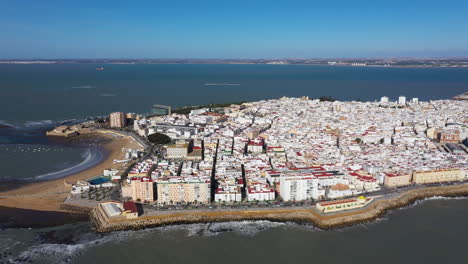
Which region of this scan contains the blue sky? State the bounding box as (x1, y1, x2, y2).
(1, 0, 467, 58)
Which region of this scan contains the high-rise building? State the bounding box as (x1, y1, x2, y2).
(121, 177, 155, 202)
(156, 176, 211, 205)
(398, 96, 406, 105)
(380, 96, 389, 103)
(109, 112, 127, 128)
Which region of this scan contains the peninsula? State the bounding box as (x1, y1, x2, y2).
(1, 95, 467, 231)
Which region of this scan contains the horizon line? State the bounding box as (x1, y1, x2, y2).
(2, 56, 468, 61)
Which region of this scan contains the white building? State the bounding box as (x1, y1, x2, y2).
(247, 141, 263, 153)
(214, 185, 242, 203)
(247, 184, 275, 201)
(398, 96, 406, 105)
(279, 174, 324, 201)
(380, 96, 389, 103)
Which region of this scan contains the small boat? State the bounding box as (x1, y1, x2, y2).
(96, 67, 104, 71)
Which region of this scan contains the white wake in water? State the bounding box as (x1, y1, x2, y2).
(4, 221, 303, 263)
(399, 195, 468, 210)
(204, 83, 241, 86)
(34, 148, 96, 180)
(71, 85, 94, 89)
(7, 197, 468, 263)
(23, 120, 53, 127)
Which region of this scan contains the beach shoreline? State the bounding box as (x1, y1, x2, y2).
(0, 131, 141, 215)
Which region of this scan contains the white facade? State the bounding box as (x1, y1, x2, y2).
(247, 184, 275, 201)
(214, 192, 242, 203)
(398, 96, 406, 105)
(279, 175, 323, 201)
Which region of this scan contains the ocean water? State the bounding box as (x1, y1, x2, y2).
(0, 123, 106, 181)
(1, 64, 468, 124)
(2, 64, 467, 180)
(1, 197, 468, 264)
(1, 64, 468, 263)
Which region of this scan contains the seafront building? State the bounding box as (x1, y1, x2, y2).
(97, 201, 138, 219)
(412, 169, 467, 184)
(110, 112, 127, 128)
(383, 172, 412, 188)
(107, 96, 468, 206)
(156, 176, 211, 205)
(121, 177, 155, 202)
(316, 196, 372, 213)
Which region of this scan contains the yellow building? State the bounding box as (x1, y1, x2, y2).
(121, 178, 155, 203)
(383, 172, 412, 188)
(156, 177, 211, 205)
(316, 196, 372, 213)
(166, 144, 189, 159)
(412, 168, 465, 184)
(426, 127, 440, 140)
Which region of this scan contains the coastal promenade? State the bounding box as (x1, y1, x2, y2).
(90, 182, 468, 232)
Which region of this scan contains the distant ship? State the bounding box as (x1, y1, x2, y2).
(96, 67, 104, 71)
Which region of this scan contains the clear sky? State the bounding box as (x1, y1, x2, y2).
(1, 0, 468, 58)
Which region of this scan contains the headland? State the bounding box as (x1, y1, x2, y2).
(1, 95, 467, 232)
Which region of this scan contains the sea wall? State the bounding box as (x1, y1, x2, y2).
(59, 203, 94, 214)
(90, 183, 468, 233)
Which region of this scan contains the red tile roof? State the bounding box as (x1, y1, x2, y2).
(123, 201, 138, 213)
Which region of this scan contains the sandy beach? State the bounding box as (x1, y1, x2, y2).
(0, 131, 142, 213)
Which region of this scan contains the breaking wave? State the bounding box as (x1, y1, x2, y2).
(34, 147, 106, 181)
(158, 220, 291, 237)
(2, 116, 102, 130)
(4, 221, 304, 263)
(23, 119, 54, 128)
(398, 195, 468, 210)
(0, 120, 16, 129)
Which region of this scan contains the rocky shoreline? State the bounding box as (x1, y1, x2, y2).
(90, 183, 468, 233)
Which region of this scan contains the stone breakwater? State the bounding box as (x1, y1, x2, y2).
(90, 183, 468, 233)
